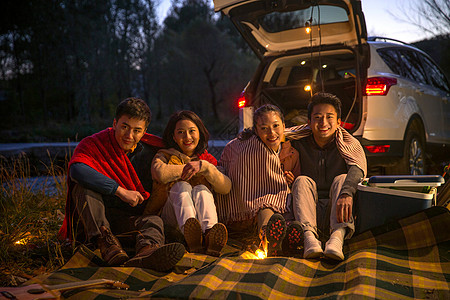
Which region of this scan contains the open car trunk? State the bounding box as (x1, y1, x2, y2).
(214, 0, 370, 132)
(256, 48, 361, 129)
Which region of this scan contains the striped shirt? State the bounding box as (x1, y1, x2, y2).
(285, 124, 367, 177)
(216, 135, 289, 224)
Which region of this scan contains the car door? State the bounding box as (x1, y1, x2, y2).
(418, 54, 450, 142)
(213, 0, 369, 62)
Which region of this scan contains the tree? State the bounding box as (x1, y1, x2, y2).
(394, 0, 449, 39)
(157, 0, 258, 125)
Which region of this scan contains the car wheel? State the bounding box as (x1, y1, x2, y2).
(398, 122, 426, 175)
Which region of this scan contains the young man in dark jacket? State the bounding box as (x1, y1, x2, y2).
(287, 92, 367, 261)
(59, 98, 185, 272)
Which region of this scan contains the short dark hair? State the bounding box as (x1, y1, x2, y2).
(307, 92, 342, 120)
(238, 104, 285, 140)
(162, 110, 209, 156)
(115, 97, 151, 127)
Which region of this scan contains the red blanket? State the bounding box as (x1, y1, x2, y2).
(58, 128, 164, 240)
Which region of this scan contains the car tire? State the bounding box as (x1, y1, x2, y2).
(397, 120, 426, 175)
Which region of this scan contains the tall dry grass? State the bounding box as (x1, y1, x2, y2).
(0, 154, 72, 286)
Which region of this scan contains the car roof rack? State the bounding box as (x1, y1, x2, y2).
(368, 36, 411, 46)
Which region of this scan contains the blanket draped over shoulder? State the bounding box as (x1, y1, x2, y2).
(285, 124, 367, 176)
(58, 128, 164, 240)
(216, 135, 289, 224)
(144, 148, 217, 215)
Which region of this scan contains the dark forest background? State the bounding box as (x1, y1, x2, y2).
(0, 0, 449, 143)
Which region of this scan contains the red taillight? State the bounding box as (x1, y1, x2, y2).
(237, 95, 246, 108)
(364, 145, 390, 153)
(365, 77, 397, 96)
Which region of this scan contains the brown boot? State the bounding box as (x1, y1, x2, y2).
(183, 218, 203, 253)
(124, 242, 186, 272)
(205, 223, 228, 257)
(97, 226, 129, 266)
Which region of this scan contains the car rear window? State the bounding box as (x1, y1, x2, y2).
(259, 5, 349, 33)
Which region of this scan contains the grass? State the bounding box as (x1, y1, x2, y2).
(0, 154, 73, 287)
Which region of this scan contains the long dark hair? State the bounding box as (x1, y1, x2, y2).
(162, 110, 209, 156)
(238, 104, 285, 140)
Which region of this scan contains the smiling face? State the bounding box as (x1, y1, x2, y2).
(113, 115, 147, 152)
(254, 111, 285, 152)
(173, 119, 200, 157)
(308, 103, 341, 148)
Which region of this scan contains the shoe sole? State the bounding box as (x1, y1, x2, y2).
(286, 221, 303, 251)
(304, 248, 323, 259)
(124, 243, 186, 272)
(266, 214, 286, 256)
(206, 223, 228, 257)
(107, 252, 129, 266)
(184, 218, 203, 253)
(324, 249, 344, 261)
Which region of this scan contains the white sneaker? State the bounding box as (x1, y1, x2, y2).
(324, 235, 345, 261)
(303, 231, 323, 259)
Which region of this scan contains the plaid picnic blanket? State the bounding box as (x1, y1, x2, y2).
(28, 207, 450, 299)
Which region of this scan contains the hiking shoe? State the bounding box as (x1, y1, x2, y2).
(284, 221, 303, 253)
(324, 237, 345, 261)
(303, 231, 323, 259)
(183, 218, 204, 253)
(265, 213, 287, 256)
(205, 223, 228, 257)
(97, 226, 129, 266)
(124, 243, 186, 272)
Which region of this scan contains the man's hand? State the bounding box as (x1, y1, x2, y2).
(115, 186, 144, 207)
(181, 161, 202, 181)
(336, 193, 353, 223)
(284, 171, 295, 185)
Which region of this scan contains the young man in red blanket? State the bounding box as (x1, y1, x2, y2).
(286, 92, 367, 261)
(58, 98, 185, 272)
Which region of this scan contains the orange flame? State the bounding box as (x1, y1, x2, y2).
(254, 249, 267, 259)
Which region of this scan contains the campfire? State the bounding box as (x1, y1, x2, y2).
(241, 238, 268, 259)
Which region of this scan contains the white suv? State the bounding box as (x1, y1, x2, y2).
(214, 0, 450, 175)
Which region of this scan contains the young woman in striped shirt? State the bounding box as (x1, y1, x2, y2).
(216, 104, 302, 256)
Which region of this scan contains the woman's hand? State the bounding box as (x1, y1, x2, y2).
(181, 161, 202, 181)
(284, 171, 295, 185)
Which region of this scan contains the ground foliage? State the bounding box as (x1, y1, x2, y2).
(0, 155, 73, 287)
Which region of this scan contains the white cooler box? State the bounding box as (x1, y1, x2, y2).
(355, 175, 444, 234)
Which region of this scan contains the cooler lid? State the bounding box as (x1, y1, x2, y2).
(357, 183, 435, 200)
(368, 175, 444, 187)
